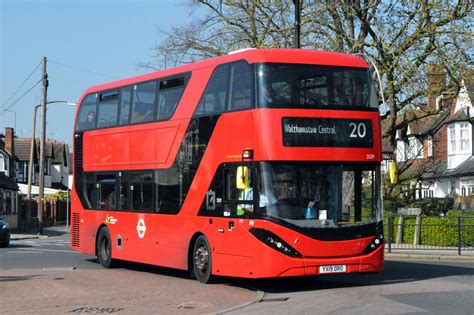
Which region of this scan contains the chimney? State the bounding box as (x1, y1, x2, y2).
(427, 62, 445, 112)
(5, 127, 15, 156)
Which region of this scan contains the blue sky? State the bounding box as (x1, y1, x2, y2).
(0, 0, 198, 145)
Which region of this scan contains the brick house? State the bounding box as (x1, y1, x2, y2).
(14, 136, 70, 193)
(388, 70, 473, 199)
(0, 128, 19, 227)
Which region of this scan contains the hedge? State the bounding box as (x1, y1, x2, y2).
(383, 210, 474, 247)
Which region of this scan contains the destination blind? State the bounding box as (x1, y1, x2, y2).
(282, 117, 373, 148)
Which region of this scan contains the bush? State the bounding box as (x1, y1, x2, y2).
(383, 195, 400, 214)
(384, 210, 474, 247)
(419, 216, 459, 247)
(414, 197, 454, 216)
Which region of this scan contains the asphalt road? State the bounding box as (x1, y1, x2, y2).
(1, 234, 473, 314)
(0, 233, 96, 270)
(228, 260, 474, 315)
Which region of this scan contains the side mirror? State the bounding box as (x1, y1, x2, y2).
(236, 166, 249, 190)
(389, 161, 398, 184)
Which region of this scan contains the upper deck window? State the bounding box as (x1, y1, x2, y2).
(195, 64, 230, 116)
(119, 87, 132, 125)
(97, 91, 119, 128)
(131, 81, 156, 124)
(194, 61, 255, 116)
(157, 77, 185, 120)
(257, 63, 377, 109)
(75, 94, 98, 131)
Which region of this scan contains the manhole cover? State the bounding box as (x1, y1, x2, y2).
(70, 307, 123, 313)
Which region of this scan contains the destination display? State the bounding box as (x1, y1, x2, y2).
(282, 117, 373, 148)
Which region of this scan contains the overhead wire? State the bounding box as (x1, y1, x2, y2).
(0, 63, 41, 111)
(49, 59, 119, 79)
(0, 79, 42, 115)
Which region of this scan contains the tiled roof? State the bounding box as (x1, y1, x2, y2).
(14, 138, 37, 161)
(14, 138, 69, 163)
(444, 109, 470, 124)
(381, 135, 394, 154)
(397, 104, 452, 136)
(33, 139, 57, 158)
(421, 157, 474, 180)
(451, 156, 474, 177)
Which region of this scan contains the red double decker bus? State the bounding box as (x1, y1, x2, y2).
(71, 49, 383, 283)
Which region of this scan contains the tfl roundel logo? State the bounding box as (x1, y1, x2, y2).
(136, 218, 147, 239)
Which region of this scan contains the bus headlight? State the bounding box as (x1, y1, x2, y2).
(250, 228, 301, 257)
(363, 233, 384, 254)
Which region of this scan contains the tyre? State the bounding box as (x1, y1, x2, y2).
(97, 228, 115, 268)
(192, 235, 213, 283)
(0, 231, 10, 248)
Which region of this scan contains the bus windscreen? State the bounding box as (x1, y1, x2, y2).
(258, 162, 382, 228)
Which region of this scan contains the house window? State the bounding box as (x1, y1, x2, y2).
(423, 190, 433, 198)
(427, 135, 433, 157)
(461, 180, 474, 196)
(396, 140, 406, 162)
(44, 159, 51, 176)
(451, 181, 456, 194)
(460, 123, 470, 151)
(17, 161, 27, 183)
(0, 155, 5, 173)
(408, 137, 422, 159)
(448, 125, 456, 154)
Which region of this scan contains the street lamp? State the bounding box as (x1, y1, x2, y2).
(5, 109, 16, 130)
(27, 100, 77, 199)
(26, 100, 77, 235)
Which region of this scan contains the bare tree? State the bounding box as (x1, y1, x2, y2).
(144, 0, 472, 192)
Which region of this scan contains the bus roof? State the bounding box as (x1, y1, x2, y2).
(83, 48, 368, 95)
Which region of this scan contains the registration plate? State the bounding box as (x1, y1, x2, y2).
(319, 265, 347, 274)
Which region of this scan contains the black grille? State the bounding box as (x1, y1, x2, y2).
(72, 213, 80, 247)
(74, 133, 83, 167)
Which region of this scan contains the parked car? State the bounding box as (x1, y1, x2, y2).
(0, 219, 10, 247)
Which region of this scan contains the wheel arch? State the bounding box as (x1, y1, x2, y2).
(95, 224, 109, 255)
(187, 232, 206, 272)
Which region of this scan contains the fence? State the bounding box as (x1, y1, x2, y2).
(384, 215, 474, 255)
(17, 198, 70, 231)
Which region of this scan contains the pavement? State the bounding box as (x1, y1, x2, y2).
(11, 225, 474, 262)
(1, 268, 261, 314)
(11, 224, 69, 240)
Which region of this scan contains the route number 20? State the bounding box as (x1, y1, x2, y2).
(349, 122, 367, 138)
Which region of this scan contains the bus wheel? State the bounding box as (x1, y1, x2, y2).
(192, 235, 213, 283)
(97, 228, 115, 268)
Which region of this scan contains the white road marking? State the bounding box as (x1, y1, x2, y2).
(16, 247, 78, 253)
(5, 251, 40, 254)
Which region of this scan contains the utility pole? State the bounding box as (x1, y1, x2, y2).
(293, 0, 301, 49)
(38, 57, 48, 235)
